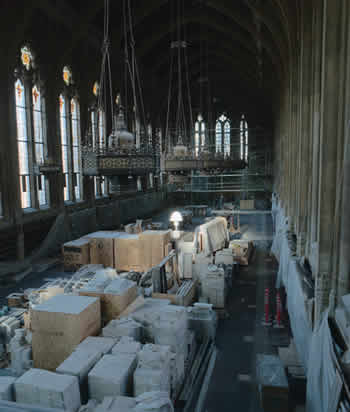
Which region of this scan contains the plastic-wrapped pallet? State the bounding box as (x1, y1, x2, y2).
(102, 318, 142, 341)
(88, 353, 137, 401)
(201, 264, 226, 308)
(187, 303, 217, 341)
(134, 345, 172, 397)
(14, 368, 81, 412)
(130, 299, 171, 341)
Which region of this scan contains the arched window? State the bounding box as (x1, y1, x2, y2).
(240, 114, 248, 162)
(59, 88, 83, 202)
(14, 46, 49, 210)
(71, 98, 82, 201)
(194, 114, 205, 156)
(215, 114, 231, 156)
(92, 108, 108, 197)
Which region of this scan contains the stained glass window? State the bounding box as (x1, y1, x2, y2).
(194, 114, 205, 157)
(71, 98, 82, 201)
(15, 79, 31, 209)
(59, 94, 70, 201)
(32, 85, 48, 206)
(240, 115, 248, 162)
(216, 114, 230, 156)
(92, 109, 108, 197)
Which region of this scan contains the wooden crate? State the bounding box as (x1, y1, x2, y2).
(62, 238, 90, 272)
(31, 295, 101, 370)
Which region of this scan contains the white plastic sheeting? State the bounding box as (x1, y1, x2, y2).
(306, 310, 343, 412)
(270, 201, 312, 371)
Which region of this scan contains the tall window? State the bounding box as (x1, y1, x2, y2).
(59, 92, 83, 202)
(194, 114, 205, 156)
(240, 114, 248, 162)
(71, 98, 82, 201)
(32, 85, 48, 206)
(215, 114, 231, 156)
(92, 109, 108, 197)
(15, 76, 49, 210)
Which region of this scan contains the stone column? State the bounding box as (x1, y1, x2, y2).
(337, 4, 350, 299)
(315, 0, 345, 321)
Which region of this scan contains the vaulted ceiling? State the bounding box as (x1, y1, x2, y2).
(1, 0, 301, 129)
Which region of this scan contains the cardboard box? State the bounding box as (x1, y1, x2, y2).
(84, 231, 124, 268)
(114, 234, 143, 272)
(79, 284, 138, 322)
(63, 238, 90, 272)
(140, 230, 172, 271)
(31, 295, 101, 371)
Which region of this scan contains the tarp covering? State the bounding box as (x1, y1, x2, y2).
(270, 199, 312, 371)
(306, 310, 343, 412)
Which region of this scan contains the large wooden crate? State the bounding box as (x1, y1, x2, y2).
(31, 295, 101, 370)
(62, 238, 90, 271)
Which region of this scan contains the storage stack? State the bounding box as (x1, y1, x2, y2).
(201, 264, 226, 308)
(9, 329, 32, 377)
(187, 303, 217, 341)
(31, 295, 101, 370)
(134, 344, 172, 397)
(88, 353, 137, 401)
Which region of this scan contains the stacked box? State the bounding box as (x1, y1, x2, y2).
(62, 238, 90, 272)
(134, 344, 172, 396)
(215, 249, 234, 265)
(201, 265, 226, 308)
(88, 354, 137, 401)
(31, 295, 101, 370)
(14, 369, 81, 412)
(84, 231, 123, 268)
(187, 303, 217, 341)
